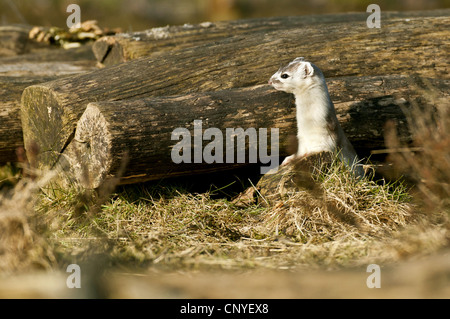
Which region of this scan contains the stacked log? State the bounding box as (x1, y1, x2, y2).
(2, 10, 448, 186)
(0, 25, 50, 57)
(93, 9, 450, 67)
(0, 44, 97, 164)
(59, 76, 448, 188)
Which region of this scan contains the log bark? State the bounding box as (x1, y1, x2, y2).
(58, 75, 449, 188)
(0, 25, 55, 57)
(59, 85, 292, 188)
(0, 76, 61, 164)
(0, 25, 30, 56)
(21, 15, 450, 170)
(0, 44, 96, 77)
(93, 9, 450, 66)
(0, 45, 97, 164)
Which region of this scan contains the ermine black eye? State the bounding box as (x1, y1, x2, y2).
(281, 73, 289, 79)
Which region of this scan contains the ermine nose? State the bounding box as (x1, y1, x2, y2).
(268, 79, 273, 85)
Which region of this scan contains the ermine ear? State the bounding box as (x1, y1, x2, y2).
(299, 62, 314, 78)
(293, 57, 305, 63)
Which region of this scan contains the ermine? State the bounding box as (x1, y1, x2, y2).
(269, 57, 364, 177)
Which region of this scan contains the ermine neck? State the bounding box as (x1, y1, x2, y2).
(294, 82, 333, 116)
(293, 81, 337, 156)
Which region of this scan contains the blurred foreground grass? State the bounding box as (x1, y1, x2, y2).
(1, 149, 448, 275)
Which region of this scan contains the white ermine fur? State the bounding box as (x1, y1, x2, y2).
(269, 57, 364, 176)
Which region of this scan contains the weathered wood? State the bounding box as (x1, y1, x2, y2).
(0, 43, 95, 63)
(94, 9, 450, 66)
(0, 25, 52, 56)
(0, 76, 60, 164)
(0, 45, 97, 77)
(59, 85, 291, 188)
(0, 25, 30, 56)
(21, 15, 450, 170)
(0, 45, 97, 164)
(58, 76, 449, 188)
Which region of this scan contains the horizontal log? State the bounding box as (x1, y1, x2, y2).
(0, 45, 97, 164)
(94, 9, 450, 66)
(0, 76, 61, 164)
(0, 43, 95, 63)
(21, 15, 450, 170)
(58, 75, 449, 188)
(0, 25, 57, 57)
(94, 15, 367, 66)
(0, 25, 30, 56)
(0, 45, 96, 77)
(59, 85, 292, 188)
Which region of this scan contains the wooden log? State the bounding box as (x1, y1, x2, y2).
(0, 76, 60, 164)
(59, 85, 292, 188)
(0, 45, 97, 164)
(94, 15, 364, 66)
(0, 43, 95, 63)
(0, 44, 96, 77)
(0, 25, 30, 56)
(93, 9, 450, 66)
(0, 25, 54, 57)
(21, 15, 450, 170)
(58, 75, 449, 188)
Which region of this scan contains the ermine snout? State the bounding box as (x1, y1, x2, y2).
(268, 76, 278, 86)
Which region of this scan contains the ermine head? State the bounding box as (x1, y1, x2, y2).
(268, 57, 324, 94)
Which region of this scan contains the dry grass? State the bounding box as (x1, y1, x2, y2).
(0, 170, 57, 273)
(2, 120, 448, 274)
(384, 78, 450, 219)
(29, 154, 446, 272)
(263, 158, 413, 242)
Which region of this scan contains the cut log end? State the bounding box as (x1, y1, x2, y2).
(60, 103, 114, 189)
(20, 85, 71, 168)
(92, 37, 125, 66)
